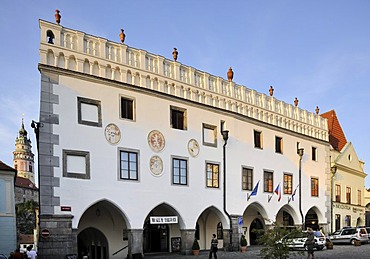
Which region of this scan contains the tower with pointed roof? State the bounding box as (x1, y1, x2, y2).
(13, 118, 35, 183)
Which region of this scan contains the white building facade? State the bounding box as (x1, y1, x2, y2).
(37, 19, 331, 258)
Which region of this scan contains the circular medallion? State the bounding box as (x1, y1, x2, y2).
(188, 139, 200, 157)
(148, 130, 165, 152)
(149, 155, 164, 176)
(104, 123, 121, 144)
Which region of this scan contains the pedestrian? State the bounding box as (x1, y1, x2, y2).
(9, 248, 23, 259)
(305, 227, 315, 259)
(26, 245, 37, 259)
(209, 234, 218, 259)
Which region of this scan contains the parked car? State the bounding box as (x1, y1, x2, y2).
(328, 227, 368, 245)
(356, 226, 370, 242)
(279, 230, 326, 250)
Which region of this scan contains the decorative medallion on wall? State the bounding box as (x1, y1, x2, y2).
(148, 130, 165, 152)
(188, 139, 200, 157)
(149, 155, 164, 176)
(104, 123, 121, 144)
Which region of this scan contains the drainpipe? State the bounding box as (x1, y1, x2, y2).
(222, 130, 232, 250)
(297, 147, 304, 230)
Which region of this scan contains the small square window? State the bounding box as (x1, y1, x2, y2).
(120, 96, 135, 120)
(63, 150, 90, 179)
(203, 123, 217, 147)
(170, 106, 187, 130)
(254, 130, 262, 149)
(78, 97, 102, 127)
(275, 136, 283, 154)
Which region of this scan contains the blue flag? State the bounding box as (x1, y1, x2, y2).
(250, 180, 260, 196)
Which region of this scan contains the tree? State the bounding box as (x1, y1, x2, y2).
(254, 221, 303, 259)
(16, 200, 38, 234)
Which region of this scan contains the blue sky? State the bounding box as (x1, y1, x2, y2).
(1, 1, 369, 187)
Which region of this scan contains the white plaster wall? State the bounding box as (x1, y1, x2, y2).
(52, 74, 329, 232)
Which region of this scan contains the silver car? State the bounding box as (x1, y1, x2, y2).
(280, 231, 326, 250)
(329, 227, 368, 245)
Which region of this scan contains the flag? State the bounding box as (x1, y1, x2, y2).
(274, 183, 281, 202)
(292, 184, 299, 201)
(250, 180, 260, 196)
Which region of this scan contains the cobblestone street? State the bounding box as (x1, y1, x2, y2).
(145, 244, 370, 259)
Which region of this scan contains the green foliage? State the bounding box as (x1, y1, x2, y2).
(192, 239, 200, 250)
(240, 234, 248, 246)
(254, 222, 303, 259)
(16, 200, 38, 234)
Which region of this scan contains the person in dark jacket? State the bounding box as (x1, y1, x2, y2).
(209, 234, 218, 259)
(305, 227, 315, 259)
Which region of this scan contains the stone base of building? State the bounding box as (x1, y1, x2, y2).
(38, 214, 76, 259)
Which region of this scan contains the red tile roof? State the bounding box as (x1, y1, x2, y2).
(0, 160, 17, 172)
(15, 176, 38, 190)
(320, 110, 347, 152)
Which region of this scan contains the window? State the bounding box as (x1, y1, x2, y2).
(346, 187, 351, 204)
(206, 163, 219, 188)
(217, 222, 223, 239)
(120, 96, 134, 120)
(119, 150, 138, 180)
(283, 174, 292, 194)
(29, 164, 33, 172)
(242, 167, 253, 191)
(254, 130, 262, 149)
(172, 157, 187, 185)
(264, 171, 273, 193)
(335, 184, 341, 202)
(170, 106, 187, 130)
(312, 147, 317, 161)
(63, 149, 90, 179)
(202, 123, 217, 147)
(335, 214, 341, 231)
(345, 215, 351, 227)
(78, 97, 102, 127)
(275, 136, 283, 154)
(358, 190, 361, 206)
(311, 178, 319, 197)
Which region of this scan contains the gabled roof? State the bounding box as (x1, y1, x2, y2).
(320, 110, 347, 152)
(15, 176, 38, 190)
(0, 160, 17, 172)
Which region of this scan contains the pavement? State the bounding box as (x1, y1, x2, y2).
(144, 244, 370, 259)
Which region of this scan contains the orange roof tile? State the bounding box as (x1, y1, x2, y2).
(320, 110, 347, 152)
(0, 160, 17, 172)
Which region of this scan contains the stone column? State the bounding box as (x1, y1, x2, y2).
(180, 229, 196, 255)
(127, 229, 143, 259)
(230, 214, 242, 251)
(38, 214, 77, 259)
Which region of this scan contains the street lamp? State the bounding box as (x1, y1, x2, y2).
(297, 148, 304, 230)
(330, 165, 337, 232)
(222, 130, 232, 250)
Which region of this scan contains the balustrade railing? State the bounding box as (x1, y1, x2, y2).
(39, 19, 328, 140)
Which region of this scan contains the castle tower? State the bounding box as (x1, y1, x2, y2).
(13, 118, 35, 183)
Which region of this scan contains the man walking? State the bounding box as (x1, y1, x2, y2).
(209, 234, 218, 259)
